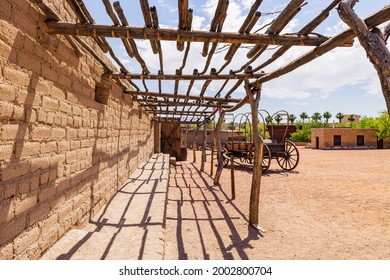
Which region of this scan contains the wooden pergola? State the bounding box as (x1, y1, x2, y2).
(35, 0, 390, 229)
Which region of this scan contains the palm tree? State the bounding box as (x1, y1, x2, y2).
(288, 114, 297, 124)
(265, 115, 273, 125)
(312, 112, 322, 123)
(274, 114, 283, 125)
(300, 112, 308, 123)
(323, 111, 332, 126)
(348, 114, 355, 127)
(336, 112, 344, 124)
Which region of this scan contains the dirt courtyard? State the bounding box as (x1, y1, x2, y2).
(164, 147, 390, 260)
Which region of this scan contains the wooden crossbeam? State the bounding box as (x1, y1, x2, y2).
(46, 21, 339, 47)
(137, 99, 233, 108)
(224, 4, 390, 113)
(125, 90, 241, 103)
(146, 110, 213, 116)
(105, 72, 265, 80)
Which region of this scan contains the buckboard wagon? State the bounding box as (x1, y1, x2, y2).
(222, 111, 299, 172)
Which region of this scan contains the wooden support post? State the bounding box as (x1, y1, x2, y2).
(193, 142, 196, 162)
(230, 155, 235, 200)
(201, 121, 207, 172)
(213, 110, 225, 185)
(244, 81, 266, 233)
(210, 144, 214, 175)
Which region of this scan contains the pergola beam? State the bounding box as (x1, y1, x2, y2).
(108, 72, 265, 80)
(137, 99, 232, 109)
(125, 90, 241, 103)
(46, 21, 345, 47)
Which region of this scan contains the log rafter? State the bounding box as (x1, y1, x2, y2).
(36, 0, 378, 123)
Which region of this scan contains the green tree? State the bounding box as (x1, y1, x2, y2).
(274, 114, 283, 125)
(291, 123, 312, 142)
(300, 112, 308, 123)
(348, 114, 355, 127)
(265, 115, 273, 125)
(227, 121, 235, 130)
(312, 112, 322, 123)
(288, 114, 297, 124)
(323, 111, 332, 126)
(336, 112, 344, 124)
(377, 111, 390, 140)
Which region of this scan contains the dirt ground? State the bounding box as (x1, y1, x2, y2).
(164, 147, 390, 260)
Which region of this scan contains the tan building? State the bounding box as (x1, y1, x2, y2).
(311, 128, 379, 149)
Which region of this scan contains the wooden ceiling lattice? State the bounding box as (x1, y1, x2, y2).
(35, 0, 390, 124)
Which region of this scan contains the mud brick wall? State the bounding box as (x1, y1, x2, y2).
(0, 0, 154, 259)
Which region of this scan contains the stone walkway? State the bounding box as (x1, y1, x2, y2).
(41, 154, 170, 260)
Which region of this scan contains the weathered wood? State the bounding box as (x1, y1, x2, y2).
(339, 1, 390, 113)
(224, 4, 390, 113)
(211, 144, 214, 175)
(177, 1, 189, 51)
(150, 6, 164, 72)
(193, 142, 196, 162)
(243, 82, 264, 228)
(102, 0, 120, 26)
(106, 72, 264, 80)
(224, 11, 262, 62)
(251, 0, 342, 72)
(113, 1, 134, 57)
(230, 155, 235, 200)
(66, 0, 88, 23)
(203, 0, 229, 56)
(46, 21, 335, 47)
(247, 0, 305, 58)
(213, 110, 225, 185)
(201, 121, 208, 172)
(113, 1, 149, 73)
(125, 90, 241, 103)
(137, 99, 234, 109)
(139, 0, 159, 54)
(147, 110, 213, 116)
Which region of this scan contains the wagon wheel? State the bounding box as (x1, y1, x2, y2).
(248, 144, 271, 172)
(276, 140, 299, 171)
(262, 143, 271, 172)
(222, 147, 230, 167)
(247, 144, 254, 164)
(240, 154, 247, 163)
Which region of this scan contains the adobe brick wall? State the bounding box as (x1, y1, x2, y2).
(311, 128, 378, 149)
(0, 0, 154, 259)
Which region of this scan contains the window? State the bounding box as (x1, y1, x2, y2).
(357, 135, 364, 146)
(334, 135, 341, 146)
(95, 85, 109, 105)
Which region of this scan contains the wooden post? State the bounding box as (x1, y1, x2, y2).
(230, 155, 235, 200)
(210, 144, 214, 175)
(193, 142, 196, 162)
(201, 121, 207, 172)
(244, 81, 265, 233)
(213, 110, 225, 185)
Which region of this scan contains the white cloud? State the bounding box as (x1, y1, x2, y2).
(363, 77, 382, 96)
(157, 0, 177, 13)
(263, 85, 312, 99)
(262, 42, 381, 100)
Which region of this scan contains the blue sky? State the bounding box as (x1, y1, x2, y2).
(84, 0, 389, 121)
